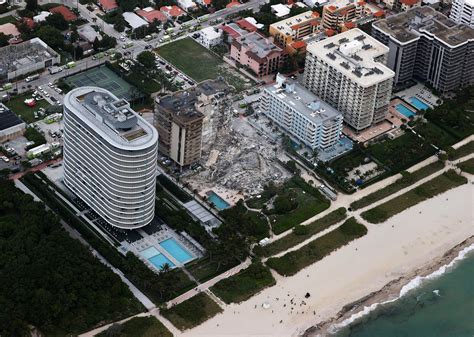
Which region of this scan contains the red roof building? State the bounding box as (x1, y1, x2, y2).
(236, 18, 258, 32)
(226, 1, 240, 8)
(136, 8, 167, 23)
(160, 5, 185, 18)
(49, 5, 77, 22)
(98, 0, 119, 13)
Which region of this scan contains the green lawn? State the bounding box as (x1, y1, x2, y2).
(266, 217, 367, 276)
(450, 141, 474, 160)
(259, 208, 347, 257)
(187, 256, 239, 283)
(0, 15, 16, 25)
(221, 201, 270, 241)
(210, 263, 276, 304)
(96, 317, 173, 337)
(368, 132, 436, 173)
(156, 38, 252, 91)
(4, 93, 51, 124)
(415, 122, 458, 150)
(350, 161, 445, 210)
(457, 158, 474, 174)
(361, 170, 467, 224)
(161, 293, 222, 331)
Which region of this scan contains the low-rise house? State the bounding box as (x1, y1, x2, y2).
(98, 0, 119, 13)
(177, 0, 197, 11)
(0, 103, 26, 142)
(49, 5, 77, 22)
(160, 5, 185, 19)
(197, 26, 223, 48)
(0, 23, 20, 38)
(123, 12, 148, 30)
(136, 7, 168, 23)
(271, 4, 291, 18)
(33, 11, 51, 23)
(230, 32, 285, 78)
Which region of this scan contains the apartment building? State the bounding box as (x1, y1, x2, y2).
(321, 0, 375, 30)
(230, 32, 285, 77)
(450, 0, 474, 27)
(269, 11, 321, 53)
(63, 87, 159, 229)
(261, 74, 343, 150)
(373, 7, 474, 93)
(304, 29, 394, 131)
(154, 80, 230, 167)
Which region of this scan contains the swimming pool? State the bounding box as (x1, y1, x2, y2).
(207, 191, 230, 210)
(409, 97, 430, 110)
(395, 104, 416, 118)
(140, 246, 175, 270)
(159, 238, 193, 264)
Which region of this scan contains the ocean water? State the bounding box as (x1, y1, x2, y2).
(333, 246, 474, 337)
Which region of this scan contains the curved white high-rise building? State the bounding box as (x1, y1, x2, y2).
(63, 87, 158, 229)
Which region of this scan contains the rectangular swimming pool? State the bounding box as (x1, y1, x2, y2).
(159, 238, 193, 264)
(396, 104, 416, 118)
(409, 97, 429, 110)
(140, 246, 175, 270)
(207, 191, 230, 210)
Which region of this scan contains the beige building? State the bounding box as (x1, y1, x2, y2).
(154, 80, 231, 167)
(321, 0, 377, 30)
(269, 11, 321, 54)
(304, 29, 394, 131)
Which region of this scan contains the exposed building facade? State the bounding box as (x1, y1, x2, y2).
(261, 74, 343, 150)
(269, 11, 321, 54)
(304, 29, 394, 131)
(154, 80, 231, 167)
(63, 87, 159, 229)
(197, 27, 223, 48)
(230, 32, 285, 77)
(372, 7, 474, 93)
(450, 0, 474, 27)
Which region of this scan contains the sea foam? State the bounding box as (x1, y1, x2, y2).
(328, 243, 474, 334)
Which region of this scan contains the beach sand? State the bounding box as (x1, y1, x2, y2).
(182, 183, 474, 337)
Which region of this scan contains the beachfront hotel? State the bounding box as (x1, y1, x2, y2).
(303, 29, 394, 131)
(261, 74, 343, 150)
(372, 7, 474, 93)
(63, 87, 159, 229)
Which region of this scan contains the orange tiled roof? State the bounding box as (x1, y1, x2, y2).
(49, 5, 77, 22)
(345, 21, 356, 29)
(325, 28, 336, 36)
(291, 40, 306, 49)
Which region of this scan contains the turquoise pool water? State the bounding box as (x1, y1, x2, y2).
(140, 246, 175, 270)
(207, 191, 230, 210)
(409, 97, 430, 110)
(159, 238, 193, 264)
(396, 104, 416, 118)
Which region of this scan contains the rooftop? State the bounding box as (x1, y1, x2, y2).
(136, 7, 167, 23)
(157, 79, 230, 124)
(266, 74, 342, 124)
(65, 87, 158, 150)
(98, 0, 118, 10)
(160, 5, 184, 17)
(0, 23, 20, 37)
(221, 22, 251, 38)
(49, 5, 77, 22)
(271, 3, 291, 17)
(270, 11, 320, 36)
(0, 38, 59, 73)
(235, 32, 283, 60)
(307, 28, 394, 86)
(123, 12, 148, 29)
(0, 103, 25, 131)
(200, 26, 222, 39)
(373, 6, 474, 46)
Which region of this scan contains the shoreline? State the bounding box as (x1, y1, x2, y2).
(182, 183, 473, 337)
(304, 236, 474, 336)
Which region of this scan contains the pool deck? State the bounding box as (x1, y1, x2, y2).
(396, 82, 441, 108)
(199, 187, 244, 209)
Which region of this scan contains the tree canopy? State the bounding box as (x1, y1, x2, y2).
(0, 179, 142, 336)
(137, 51, 156, 69)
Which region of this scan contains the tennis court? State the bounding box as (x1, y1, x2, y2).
(64, 65, 143, 101)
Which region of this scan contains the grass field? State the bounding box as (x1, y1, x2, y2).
(0, 15, 16, 25)
(261, 177, 331, 235)
(162, 292, 222, 331)
(210, 263, 276, 304)
(350, 161, 445, 210)
(259, 208, 347, 257)
(451, 141, 474, 160)
(361, 170, 467, 224)
(156, 38, 252, 91)
(266, 217, 367, 276)
(457, 158, 474, 175)
(96, 316, 172, 337)
(5, 93, 51, 124)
